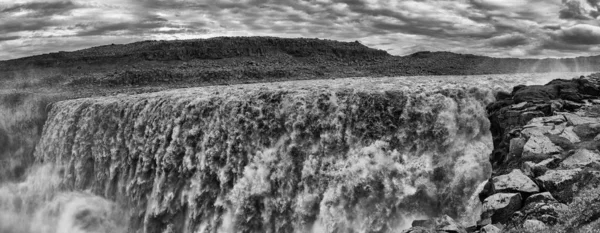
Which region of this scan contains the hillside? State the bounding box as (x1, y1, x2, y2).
(1, 37, 599, 94)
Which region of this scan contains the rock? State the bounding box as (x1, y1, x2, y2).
(536, 169, 582, 203)
(510, 102, 528, 110)
(512, 85, 558, 103)
(522, 158, 558, 177)
(528, 115, 566, 125)
(412, 219, 434, 228)
(545, 134, 575, 151)
(522, 134, 562, 159)
(523, 219, 547, 231)
(521, 124, 553, 137)
(519, 192, 568, 225)
(492, 169, 539, 193)
(561, 112, 600, 125)
(558, 126, 581, 143)
(480, 224, 501, 233)
(434, 215, 467, 233)
(523, 192, 557, 206)
(401, 227, 434, 233)
(573, 123, 600, 140)
(508, 137, 526, 158)
(561, 149, 600, 169)
(482, 193, 522, 224)
(477, 179, 495, 203)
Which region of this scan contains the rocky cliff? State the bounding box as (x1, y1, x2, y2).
(403, 75, 600, 232)
(26, 78, 499, 233)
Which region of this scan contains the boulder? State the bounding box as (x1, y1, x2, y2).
(482, 193, 522, 224)
(523, 192, 557, 206)
(521, 124, 554, 137)
(558, 126, 581, 143)
(520, 192, 568, 225)
(480, 224, 501, 233)
(406, 216, 467, 233)
(411, 219, 434, 228)
(492, 169, 539, 193)
(522, 134, 562, 159)
(536, 169, 582, 203)
(522, 158, 560, 177)
(561, 149, 600, 169)
(545, 134, 575, 151)
(401, 227, 434, 233)
(508, 137, 526, 158)
(561, 113, 600, 125)
(528, 115, 566, 125)
(523, 219, 547, 231)
(573, 123, 600, 140)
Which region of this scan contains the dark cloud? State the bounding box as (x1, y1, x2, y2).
(552, 24, 600, 45)
(0, 1, 77, 17)
(487, 34, 530, 47)
(0, 36, 20, 42)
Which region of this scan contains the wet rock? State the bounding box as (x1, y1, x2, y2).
(434, 215, 467, 233)
(482, 193, 522, 224)
(480, 224, 501, 233)
(406, 216, 467, 233)
(561, 149, 600, 169)
(412, 219, 434, 228)
(523, 219, 547, 231)
(492, 169, 539, 193)
(522, 134, 562, 159)
(536, 169, 582, 203)
(477, 179, 495, 204)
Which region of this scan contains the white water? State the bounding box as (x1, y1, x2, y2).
(0, 165, 127, 233)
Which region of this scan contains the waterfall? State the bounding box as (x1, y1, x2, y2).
(1, 74, 561, 233)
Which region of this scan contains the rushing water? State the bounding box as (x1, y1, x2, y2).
(0, 73, 590, 233)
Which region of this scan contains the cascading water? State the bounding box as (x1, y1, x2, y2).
(0, 73, 589, 233)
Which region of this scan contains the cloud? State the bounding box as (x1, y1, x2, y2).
(487, 34, 530, 47)
(0, 36, 20, 42)
(551, 24, 600, 45)
(0, 0, 599, 60)
(0, 1, 77, 17)
(559, 0, 591, 19)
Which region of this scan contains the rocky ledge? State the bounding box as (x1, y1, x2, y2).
(404, 74, 600, 233)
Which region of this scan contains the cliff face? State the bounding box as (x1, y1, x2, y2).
(33, 78, 495, 233)
(459, 74, 600, 232)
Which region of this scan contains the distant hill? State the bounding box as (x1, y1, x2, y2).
(0, 36, 598, 91)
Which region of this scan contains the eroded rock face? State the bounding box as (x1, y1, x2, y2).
(483, 75, 600, 231)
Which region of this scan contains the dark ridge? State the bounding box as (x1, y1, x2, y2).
(1, 36, 599, 92)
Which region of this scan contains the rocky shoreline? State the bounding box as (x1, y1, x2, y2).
(404, 74, 600, 233)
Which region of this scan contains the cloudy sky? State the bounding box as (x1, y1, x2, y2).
(1, 0, 600, 60)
